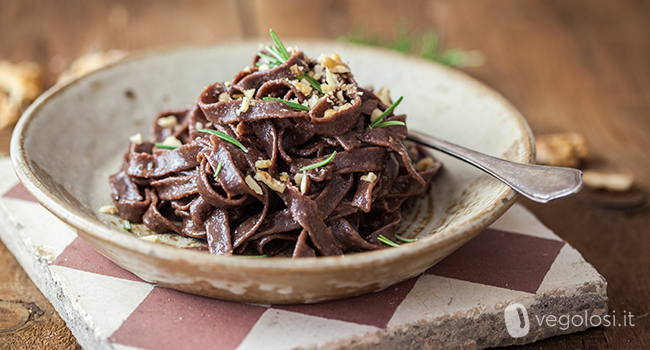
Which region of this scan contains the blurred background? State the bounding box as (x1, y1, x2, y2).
(1, 0, 648, 188)
(1, 0, 649, 348)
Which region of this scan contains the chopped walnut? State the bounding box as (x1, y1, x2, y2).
(162, 135, 183, 147)
(0, 60, 43, 129)
(319, 53, 350, 74)
(361, 172, 377, 183)
(535, 133, 589, 167)
(300, 173, 308, 194)
(140, 235, 161, 243)
(376, 87, 392, 106)
(370, 108, 383, 122)
(129, 132, 143, 145)
(307, 94, 321, 109)
(255, 159, 272, 169)
(290, 64, 303, 77)
(324, 109, 337, 117)
(290, 79, 313, 95)
(294, 172, 308, 194)
(218, 92, 232, 102)
(245, 175, 263, 195)
(98, 205, 119, 215)
(238, 88, 256, 115)
(582, 170, 634, 192)
(161, 135, 182, 147)
(324, 68, 339, 89)
(416, 157, 435, 171)
(157, 115, 178, 128)
(254, 170, 286, 193)
(333, 103, 352, 112)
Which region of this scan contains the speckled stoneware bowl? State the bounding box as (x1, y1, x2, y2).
(11, 41, 534, 304)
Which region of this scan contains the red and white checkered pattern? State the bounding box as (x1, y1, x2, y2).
(0, 157, 607, 350)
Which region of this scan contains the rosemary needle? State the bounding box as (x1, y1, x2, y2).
(270, 29, 291, 60)
(299, 151, 337, 172)
(198, 128, 249, 153)
(367, 96, 404, 129)
(262, 97, 310, 111)
(213, 161, 223, 177)
(154, 143, 179, 150)
(123, 220, 132, 231)
(395, 234, 418, 243)
(378, 234, 400, 247)
(373, 121, 406, 129)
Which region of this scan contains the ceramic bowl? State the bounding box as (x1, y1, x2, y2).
(11, 41, 534, 304)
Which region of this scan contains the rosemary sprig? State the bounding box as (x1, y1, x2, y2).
(262, 97, 310, 111)
(247, 254, 267, 258)
(395, 234, 418, 243)
(339, 23, 477, 68)
(260, 29, 324, 94)
(257, 52, 282, 66)
(257, 29, 291, 68)
(265, 45, 286, 64)
(372, 121, 406, 129)
(270, 29, 291, 60)
(378, 234, 400, 247)
(299, 151, 337, 172)
(213, 161, 223, 177)
(154, 143, 179, 150)
(367, 96, 403, 129)
(198, 128, 249, 153)
(123, 220, 132, 231)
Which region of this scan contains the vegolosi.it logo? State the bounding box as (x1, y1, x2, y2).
(504, 302, 636, 339)
(504, 303, 530, 338)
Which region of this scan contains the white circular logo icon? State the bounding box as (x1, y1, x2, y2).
(504, 303, 530, 338)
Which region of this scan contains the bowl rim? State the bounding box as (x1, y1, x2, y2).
(10, 40, 534, 272)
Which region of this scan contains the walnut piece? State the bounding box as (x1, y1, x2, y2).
(535, 133, 589, 168)
(0, 60, 43, 129)
(582, 170, 634, 192)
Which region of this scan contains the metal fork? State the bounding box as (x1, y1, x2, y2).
(407, 130, 583, 203)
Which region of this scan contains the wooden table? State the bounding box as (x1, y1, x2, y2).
(1, 1, 648, 348)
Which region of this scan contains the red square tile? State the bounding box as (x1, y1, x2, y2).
(52, 237, 144, 282)
(273, 277, 418, 329)
(110, 286, 268, 350)
(426, 229, 566, 293)
(3, 183, 36, 202)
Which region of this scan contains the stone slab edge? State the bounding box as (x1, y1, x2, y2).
(0, 202, 112, 350)
(0, 199, 608, 350)
(321, 253, 608, 349)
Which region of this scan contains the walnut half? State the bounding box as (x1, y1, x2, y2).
(535, 132, 589, 168)
(0, 60, 43, 129)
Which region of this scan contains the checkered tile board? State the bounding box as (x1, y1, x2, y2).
(0, 157, 607, 350)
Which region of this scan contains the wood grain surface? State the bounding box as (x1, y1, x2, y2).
(1, 0, 648, 349)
